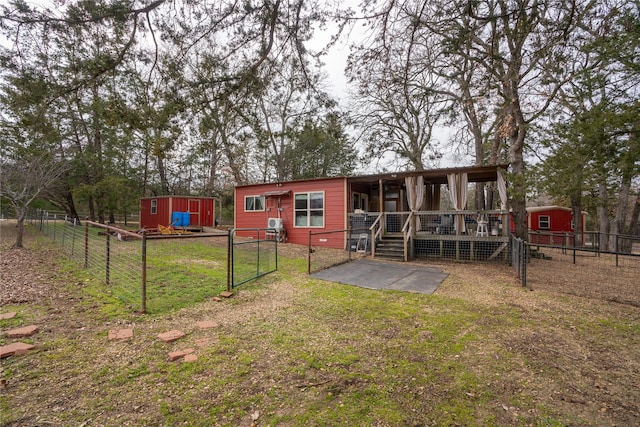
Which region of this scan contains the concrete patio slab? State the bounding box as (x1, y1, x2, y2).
(310, 259, 448, 294)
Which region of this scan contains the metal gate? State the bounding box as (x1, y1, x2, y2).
(229, 228, 278, 288)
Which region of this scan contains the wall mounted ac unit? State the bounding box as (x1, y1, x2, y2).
(267, 218, 283, 229)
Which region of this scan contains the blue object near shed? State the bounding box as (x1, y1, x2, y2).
(171, 212, 190, 227)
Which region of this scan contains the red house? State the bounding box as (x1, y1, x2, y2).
(140, 196, 216, 230)
(234, 165, 510, 255)
(525, 206, 586, 245)
(234, 177, 347, 248)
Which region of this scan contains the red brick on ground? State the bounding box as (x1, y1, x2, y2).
(219, 291, 233, 298)
(183, 354, 198, 362)
(108, 328, 134, 340)
(167, 348, 195, 361)
(6, 325, 39, 338)
(0, 342, 35, 358)
(158, 330, 186, 342)
(0, 312, 17, 320)
(194, 338, 210, 348)
(212, 297, 223, 302)
(196, 320, 218, 329)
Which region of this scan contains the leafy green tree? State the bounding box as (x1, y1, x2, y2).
(284, 113, 359, 179)
(537, 1, 640, 249)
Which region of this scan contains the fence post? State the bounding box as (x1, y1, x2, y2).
(308, 230, 312, 274)
(105, 225, 111, 286)
(522, 241, 528, 288)
(615, 234, 619, 267)
(141, 231, 147, 314)
(227, 229, 232, 291)
(62, 215, 66, 247)
(84, 218, 89, 268)
(256, 229, 261, 277)
(71, 218, 76, 256)
(53, 214, 57, 241)
(573, 231, 576, 264)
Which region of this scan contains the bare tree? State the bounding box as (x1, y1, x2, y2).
(348, 1, 448, 170)
(0, 155, 68, 248)
(351, 0, 586, 238)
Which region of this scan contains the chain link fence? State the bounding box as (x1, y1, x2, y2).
(524, 232, 640, 305)
(28, 210, 229, 314)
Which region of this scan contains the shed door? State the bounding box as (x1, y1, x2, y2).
(189, 199, 201, 226)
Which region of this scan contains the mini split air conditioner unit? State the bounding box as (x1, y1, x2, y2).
(267, 218, 283, 229)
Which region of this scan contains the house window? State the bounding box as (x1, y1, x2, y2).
(295, 192, 324, 227)
(538, 215, 550, 229)
(352, 192, 369, 211)
(360, 194, 369, 211)
(151, 199, 157, 215)
(245, 195, 265, 212)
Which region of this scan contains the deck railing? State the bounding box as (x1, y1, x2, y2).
(349, 210, 509, 238)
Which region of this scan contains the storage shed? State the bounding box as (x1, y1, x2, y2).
(140, 196, 215, 230)
(525, 206, 586, 245)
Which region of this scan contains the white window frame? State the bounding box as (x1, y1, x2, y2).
(352, 192, 369, 211)
(244, 195, 265, 212)
(150, 199, 157, 215)
(538, 215, 550, 230)
(294, 191, 325, 228)
(360, 194, 369, 211)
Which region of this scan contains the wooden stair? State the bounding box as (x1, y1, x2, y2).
(374, 236, 405, 261)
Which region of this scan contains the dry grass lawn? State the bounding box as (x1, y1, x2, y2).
(1, 220, 639, 426)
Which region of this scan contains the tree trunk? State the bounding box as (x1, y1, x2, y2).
(11, 206, 27, 249)
(88, 194, 96, 222)
(157, 155, 170, 195)
(507, 104, 528, 240)
(613, 178, 632, 252)
(597, 182, 610, 251)
(66, 189, 81, 224)
(207, 137, 219, 197)
(570, 191, 583, 246)
(625, 195, 640, 236)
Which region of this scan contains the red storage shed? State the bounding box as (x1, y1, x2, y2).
(525, 206, 586, 245)
(140, 196, 216, 230)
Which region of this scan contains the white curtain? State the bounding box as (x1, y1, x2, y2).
(406, 176, 416, 210)
(405, 176, 425, 231)
(447, 173, 468, 234)
(497, 169, 508, 211)
(415, 176, 425, 211)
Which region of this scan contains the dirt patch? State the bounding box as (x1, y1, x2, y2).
(0, 223, 64, 305)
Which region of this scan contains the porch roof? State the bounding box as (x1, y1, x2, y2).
(347, 164, 509, 185)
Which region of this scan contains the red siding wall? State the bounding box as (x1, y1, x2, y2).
(140, 196, 215, 228)
(529, 209, 573, 232)
(527, 207, 585, 245)
(234, 178, 347, 248)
